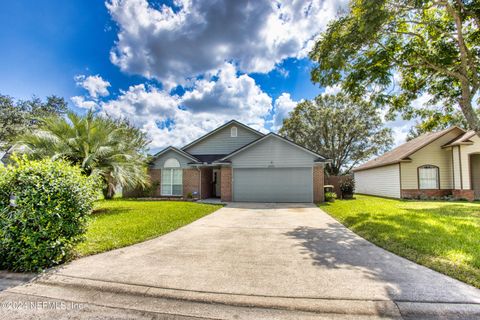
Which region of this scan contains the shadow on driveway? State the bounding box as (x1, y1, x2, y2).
(285, 223, 480, 303)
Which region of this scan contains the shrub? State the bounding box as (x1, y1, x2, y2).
(0, 156, 98, 271)
(325, 191, 337, 202)
(137, 181, 159, 198)
(340, 176, 355, 197)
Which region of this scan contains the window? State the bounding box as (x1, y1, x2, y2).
(230, 126, 237, 137)
(164, 158, 180, 168)
(161, 158, 182, 196)
(418, 165, 439, 189)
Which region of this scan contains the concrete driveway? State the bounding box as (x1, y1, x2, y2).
(3, 203, 480, 319)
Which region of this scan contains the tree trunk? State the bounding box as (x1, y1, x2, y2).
(459, 81, 480, 137)
(102, 175, 116, 199)
(102, 184, 115, 199)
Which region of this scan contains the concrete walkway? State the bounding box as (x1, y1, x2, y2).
(2, 203, 480, 319)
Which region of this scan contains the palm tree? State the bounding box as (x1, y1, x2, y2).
(15, 111, 150, 199)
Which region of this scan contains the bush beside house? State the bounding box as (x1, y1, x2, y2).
(0, 157, 97, 271)
(339, 176, 355, 199)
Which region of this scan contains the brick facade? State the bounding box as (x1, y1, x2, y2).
(220, 166, 232, 202)
(401, 189, 452, 199)
(123, 168, 161, 198)
(452, 189, 475, 201)
(149, 168, 161, 197)
(400, 188, 476, 201)
(183, 168, 200, 198)
(131, 165, 328, 203)
(313, 165, 325, 202)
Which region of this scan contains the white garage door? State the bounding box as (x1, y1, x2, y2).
(233, 167, 312, 202)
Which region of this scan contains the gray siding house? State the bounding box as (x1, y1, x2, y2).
(136, 120, 327, 203)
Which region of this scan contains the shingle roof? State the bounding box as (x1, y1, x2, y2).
(151, 146, 200, 163)
(442, 130, 476, 147)
(353, 126, 465, 172)
(191, 154, 228, 163)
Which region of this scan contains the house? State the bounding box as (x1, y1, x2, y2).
(353, 126, 480, 201)
(138, 120, 328, 202)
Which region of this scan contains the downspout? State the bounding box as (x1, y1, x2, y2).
(196, 166, 202, 199)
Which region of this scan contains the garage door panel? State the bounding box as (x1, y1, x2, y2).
(233, 168, 312, 202)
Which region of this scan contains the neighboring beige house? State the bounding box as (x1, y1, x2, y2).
(353, 127, 480, 201)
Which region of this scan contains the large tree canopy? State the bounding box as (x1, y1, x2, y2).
(279, 93, 393, 175)
(310, 0, 480, 134)
(16, 111, 150, 199)
(0, 95, 67, 149)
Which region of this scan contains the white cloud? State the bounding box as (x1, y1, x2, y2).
(94, 64, 276, 151)
(181, 63, 272, 126)
(386, 117, 414, 146)
(71, 96, 98, 109)
(106, 0, 347, 87)
(75, 74, 111, 98)
(322, 84, 342, 96)
(271, 93, 298, 131)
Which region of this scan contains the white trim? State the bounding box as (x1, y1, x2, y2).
(231, 164, 314, 168)
(153, 146, 199, 163)
(181, 120, 264, 151)
(311, 166, 314, 203)
(230, 126, 237, 137)
(161, 168, 183, 196)
(164, 158, 180, 168)
(231, 167, 234, 202)
(218, 133, 326, 161)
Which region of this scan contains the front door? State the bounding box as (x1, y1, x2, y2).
(471, 154, 480, 200)
(213, 169, 221, 197)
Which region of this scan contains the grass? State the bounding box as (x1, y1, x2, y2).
(319, 195, 480, 289)
(76, 200, 221, 256)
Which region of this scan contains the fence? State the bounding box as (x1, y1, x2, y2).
(324, 174, 353, 198)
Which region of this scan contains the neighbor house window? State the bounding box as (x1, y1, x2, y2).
(162, 158, 183, 196)
(418, 165, 439, 189)
(231, 126, 237, 137)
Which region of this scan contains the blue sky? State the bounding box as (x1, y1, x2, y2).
(0, 0, 411, 152)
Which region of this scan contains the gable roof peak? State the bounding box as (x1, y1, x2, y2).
(152, 146, 199, 163)
(181, 119, 264, 151)
(353, 126, 465, 172)
(217, 132, 327, 162)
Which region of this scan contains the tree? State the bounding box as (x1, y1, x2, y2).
(0, 94, 67, 149)
(16, 111, 150, 199)
(406, 109, 470, 139)
(406, 106, 480, 139)
(279, 93, 393, 174)
(310, 0, 480, 136)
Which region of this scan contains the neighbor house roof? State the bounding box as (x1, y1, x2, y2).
(442, 130, 476, 147)
(216, 132, 328, 162)
(181, 120, 264, 151)
(353, 126, 465, 172)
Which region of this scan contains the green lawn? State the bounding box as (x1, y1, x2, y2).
(319, 195, 480, 288)
(76, 200, 221, 256)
